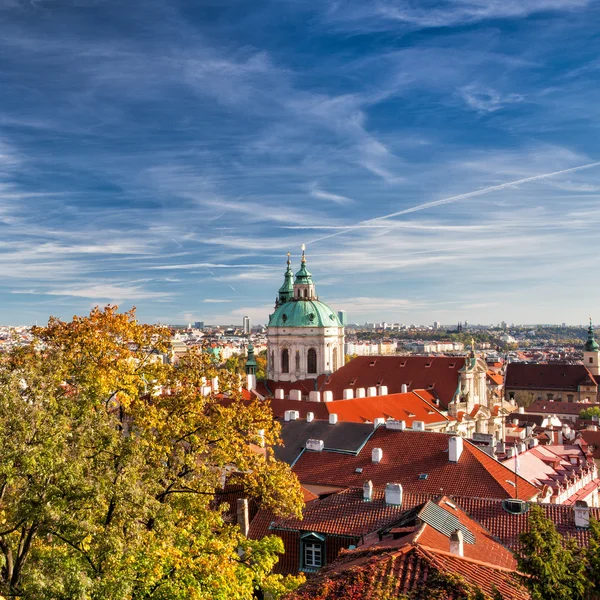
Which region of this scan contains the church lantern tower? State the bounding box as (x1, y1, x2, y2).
(267, 246, 345, 382)
(245, 343, 258, 391)
(584, 318, 600, 376)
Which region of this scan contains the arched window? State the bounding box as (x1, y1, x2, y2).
(303, 288, 308, 298)
(332, 348, 338, 372)
(281, 349, 289, 373)
(295, 350, 300, 372)
(270, 351, 274, 374)
(307, 348, 317, 374)
(297, 289, 301, 298)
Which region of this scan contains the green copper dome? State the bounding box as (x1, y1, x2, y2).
(586, 319, 599, 352)
(268, 299, 342, 328)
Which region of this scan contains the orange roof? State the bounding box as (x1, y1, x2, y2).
(293, 428, 540, 500)
(487, 371, 504, 386)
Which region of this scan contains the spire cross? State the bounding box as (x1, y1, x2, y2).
(301, 243, 306, 263)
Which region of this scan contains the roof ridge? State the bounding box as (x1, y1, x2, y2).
(417, 544, 521, 574)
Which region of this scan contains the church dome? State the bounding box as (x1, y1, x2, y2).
(586, 319, 599, 352)
(268, 299, 342, 328)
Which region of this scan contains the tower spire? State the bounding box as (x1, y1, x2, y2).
(277, 252, 294, 305)
(586, 318, 599, 352)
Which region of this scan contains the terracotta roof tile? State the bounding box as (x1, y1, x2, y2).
(506, 363, 596, 392)
(292, 428, 540, 500)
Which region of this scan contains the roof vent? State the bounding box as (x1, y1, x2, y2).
(323, 391, 333, 403)
(355, 467, 363, 474)
(386, 419, 406, 431)
(356, 388, 366, 398)
(502, 499, 529, 515)
(306, 412, 314, 423)
(275, 389, 285, 400)
(370, 360, 377, 367)
(343, 388, 354, 400)
(329, 413, 338, 425)
(289, 389, 302, 401)
(412, 421, 425, 431)
(367, 386, 377, 397)
(306, 439, 324, 452)
(373, 417, 385, 429)
(372, 448, 383, 463)
(385, 483, 403, 506)
(450, 529, 464, 557)
(363, 480, 373, 502)
(401, 384, 408, 393)
(418, 473, 428, 480)
(574, 500, 590, 529)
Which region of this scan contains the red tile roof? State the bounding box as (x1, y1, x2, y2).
(487, 371, 504, 386)
(525, 400, 598, 416)
(449, 496, 600, 551)
(284, 543, 528, 600)
(292, 428, 540, 500)
(505, 363, 596, 392)
(262, 355, 466, 407)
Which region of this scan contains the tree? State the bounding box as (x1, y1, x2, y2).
(0, 306, 304, 599)
(517, 505, 587, 600)
(580, 406, 600, 420)
(585, 519, 600, 598)
(255, 350, 267, 381)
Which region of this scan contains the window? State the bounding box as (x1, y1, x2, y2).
(332, 348, 338, 371)
(301, 533, 325, 571)
(304, 543, 322, 568)
(304, 288, 308, 298)
(281, 349, 289, 374)
(547, 393, 554, 400)
(591, 357, 594, 364)
(567, 394, 574, 402)
(307, 348, 317, 374)
(295, 350, 300, 371)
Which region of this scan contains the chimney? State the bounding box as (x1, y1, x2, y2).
(289, 389, 302, 401)
(284, 410, 291, 422)
(512, 418, 519, 425)
(449, 436, 464, 463)
(385, 483, 403, 506)
(356, 388, 366, 398)
(372, 448, 383, 463)
(518, 442, 527, 454)
(374, 417, 385, 428)
(237, 498, 249, 536)
(275, 388, 285, 400)
(211, 376, 219, 393)
(329, 413, 338, 425)
(529, 438, 539, 448)
(343, 388, 354, 400)
(246, 373, 256, 391)
(378, 385, 388, 396)
(323, 391, 333, 402)
(367, 386, 377, 397)
(412, 421, 425, 431)
(518, 406, 525, 414)
(574, 500, 591, 529)
(401, 384, 408, 393)
(257, 429, 265, 448)
(363, 480, 373, 502)
(506, 446, 515, 458)
(386, 419, 406, 431)
(449, 529, 464, 557)
(284, 410, 299, 422)
(309, 391, 321, 402)
(306, 411, 314, 423)
(306, 439, 324, 451)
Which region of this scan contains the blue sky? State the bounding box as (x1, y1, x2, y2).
(1, 0, 600, 326)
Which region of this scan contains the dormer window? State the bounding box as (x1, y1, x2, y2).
(300, 532, 325, 571)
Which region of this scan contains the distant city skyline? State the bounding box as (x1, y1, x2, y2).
(1, 1, 600, 326)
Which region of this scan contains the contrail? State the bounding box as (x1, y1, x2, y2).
(309, 161, 600, 244)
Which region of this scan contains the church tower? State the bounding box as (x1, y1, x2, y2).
(267, 246, 345, 382)
(584, 318, 600, 376)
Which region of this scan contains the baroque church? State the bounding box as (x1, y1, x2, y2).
(251, 248, 512, 439)
(266, 247, 345, 382)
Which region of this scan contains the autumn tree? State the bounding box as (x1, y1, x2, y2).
(580, 406, 600, 420)
(0, 306, 304, 599)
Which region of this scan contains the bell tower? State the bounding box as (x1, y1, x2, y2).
(584, 318, 600, 376)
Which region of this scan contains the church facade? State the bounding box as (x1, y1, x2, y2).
(266, 249, 345, 382)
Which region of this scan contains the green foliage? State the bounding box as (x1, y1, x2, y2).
(580, 406, 600, 420)
(517, 505, 587, 600)
(255, 350, 267, 381)
(0, 306, 304, 599)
